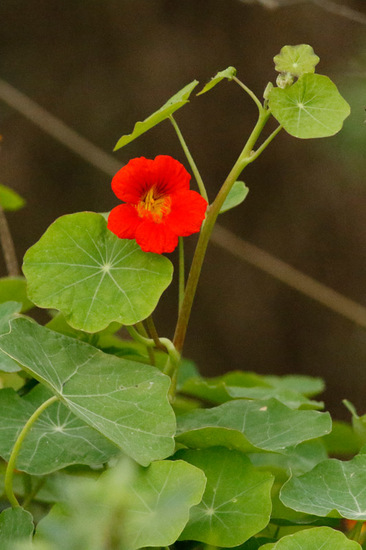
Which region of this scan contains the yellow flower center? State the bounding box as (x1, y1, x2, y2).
(136, 186, 172, 223)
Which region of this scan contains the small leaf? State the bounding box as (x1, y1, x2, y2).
(265, 526, 361, 550)
(219, 181, 249, 214)
(177, 447, 273, 546)
(23, 212, 173, 332)
(0, 317, 176, 466)
(0, 183, 25, 211)
(197, 66, 237, 95)
(0, 385, 119, 474)
(0, 277, 33, 312)
(176, 399, 331, 453)
(0, 507, 34, 549)
(268, 74, 350, 139)
(124, 460, 206, 549)
(274, 45, 320, 77)
(114, 80, 198, 150)
(280, 454, 366, 519)
(343, 399, 366, 446)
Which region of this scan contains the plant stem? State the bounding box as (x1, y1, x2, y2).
(5, 394, 58, 507)
(169, 115, 208, 202)
(232, 76, 264, 114)
(178, 237, 185, 312)
(173, 108, 271, 356)
(0, 205, 20, 276)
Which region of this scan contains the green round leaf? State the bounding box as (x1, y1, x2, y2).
(124, 460, 206, 549)
(177, 447, 274, 546)
(0, 183, 25, 211)
(268, 527, 361, 550)
(268, 74, 350, 139)
(280, 454, 366, 520)
(197, 66, 237, 95)
(274, 45, 320, 77)
(114, 80, 198, 150)
(23, 212, 173, 332)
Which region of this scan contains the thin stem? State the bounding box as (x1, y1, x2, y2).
(173, 108, 271, 355)
(127, 326, 180, 366)
(0, 205, 20, 276)
(5, 395, 58, 507)
(232, 76, 264, 114)
(247, 124, 282, 164)
(22, 477, 46, 509)
(169, 115, 208, 202)
(144, 316, 166, 351)
(178, 237, 185, 312)
(135, 321, 155, 365)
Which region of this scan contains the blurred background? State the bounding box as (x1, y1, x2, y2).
(0, 0, 365, 418)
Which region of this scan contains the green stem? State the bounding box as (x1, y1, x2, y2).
(232, 76, 264, 114)
(169, 115, 208, 202)
(173, 108, 272, 356)
(0, 205, 20, 276)
(127, 326, 180, 367)
(178, 237, 185, 312)
(5, 394, 58, 507)
(135, 321, 155, 365)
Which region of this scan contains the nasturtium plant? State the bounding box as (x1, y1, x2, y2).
(0, 44, 360, 550)
(0, 183, 25, 212)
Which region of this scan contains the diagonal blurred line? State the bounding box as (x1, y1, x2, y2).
(1, 77, 366, 327)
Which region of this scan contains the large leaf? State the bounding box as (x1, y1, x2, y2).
(0, 317, 176, 466)
(180, 372, 323, 409)
(261, 527, 361, 550)
(177, 447, 273, 546)
(124, 460, 206, 549)
(0, 183, 25, 211)
(268, 74, 350, 138)
(0, 385, 119, 474)
(23, 212, 173, 332)
(176, 399, 331, 453)
(273, 45, 320, 77)
(114, 80, 198, 150)
(197, 66, 237, 95)
(0, 507, 34, 549)
(280, 454, 366, 519)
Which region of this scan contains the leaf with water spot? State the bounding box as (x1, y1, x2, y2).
(23, 212, 173, 332)
(124, 460, 206, 549)
(176, 447, 273, 546)
(0, 317, 176, 466)
(268, 74, 350, 138)
(280, 454, 366, 519)
(114, 81, 198, 150)
(261, 527, 361, 550)
(176, 399, 331, 453)
(0, 385, 120, 474)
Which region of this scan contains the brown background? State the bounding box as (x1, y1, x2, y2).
(1, 0, 366, 417)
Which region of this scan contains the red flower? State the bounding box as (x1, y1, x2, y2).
(107, 155, 208, 254)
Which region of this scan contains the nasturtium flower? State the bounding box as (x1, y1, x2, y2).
(107, 155, 208, 254)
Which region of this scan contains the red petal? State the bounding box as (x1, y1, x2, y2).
(152, 155, 191, 196)
(107, 204, 141, 239)
(166, 190, 208, 237)
(111, 157, 155, 204)
(135, 220, 179, 253)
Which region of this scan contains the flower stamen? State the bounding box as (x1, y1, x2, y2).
(136, 185, 172, 223)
